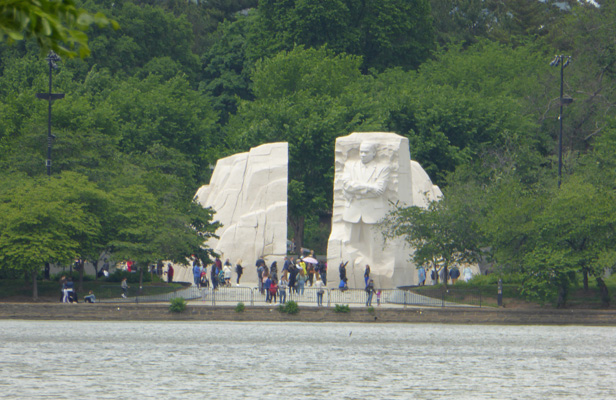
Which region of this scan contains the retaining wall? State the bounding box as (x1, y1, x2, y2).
(1, 303, 616, 325)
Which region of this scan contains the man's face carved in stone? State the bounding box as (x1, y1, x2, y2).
(359, 142, 377, 164)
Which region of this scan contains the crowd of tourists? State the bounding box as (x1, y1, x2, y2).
(255, 256, 329, 306)
(191, 255, 379, 307)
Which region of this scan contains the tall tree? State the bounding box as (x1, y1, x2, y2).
(381, 179, 484, 285)
(250, 0, 434, 71)
(0, 172, 101, 299)
(226, 46, 382, 250)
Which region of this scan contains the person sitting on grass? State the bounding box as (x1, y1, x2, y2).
(84, 291, 96, 303)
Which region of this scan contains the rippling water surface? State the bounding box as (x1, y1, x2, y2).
(1, 320, 614, 399)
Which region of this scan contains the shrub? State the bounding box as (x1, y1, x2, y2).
(169, 297, 187, 313)
(334, 304, 350, 313)
(278, 300, 299, 314)
(106, 269, 151, 283)
(366, 306, 375, 313)
(51, 271, 95, 282)
(235, 302, 245, 313)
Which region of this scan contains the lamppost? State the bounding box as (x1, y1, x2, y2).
(549, 55, 572, 188)
(36, 51, 65, 177)
(36, 51, 65, 280)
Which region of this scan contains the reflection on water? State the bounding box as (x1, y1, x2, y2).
(1, 320, 615, 399)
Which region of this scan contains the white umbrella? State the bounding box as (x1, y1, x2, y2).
(303, 257, 318, 264)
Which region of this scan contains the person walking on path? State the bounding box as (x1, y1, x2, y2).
(450, 266, 460, 284)
(121, 277, 129, 298)
(364, 265, 371, 288)
(167, 264, 174, 283)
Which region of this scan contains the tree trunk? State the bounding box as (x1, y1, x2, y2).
(139, 267, 144, 294)
(596, 277, 610, 308)
(78, 259, 84, 292)
(31, 270, 38, 301)
(290, 215, 305, 256)
(583, 270, 589, 291)
(92, 260, 100, 281)
(557, 284, 567, 308)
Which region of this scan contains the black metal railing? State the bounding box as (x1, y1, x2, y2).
(91, 285, 481, 307)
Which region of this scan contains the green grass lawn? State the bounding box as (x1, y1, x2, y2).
(414, 273, 616, 309)
(0, 274, 184, 302)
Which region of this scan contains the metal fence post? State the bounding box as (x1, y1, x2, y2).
(250, 288, 254, 306)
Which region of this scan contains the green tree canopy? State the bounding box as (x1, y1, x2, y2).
(0, 0, 117, 57)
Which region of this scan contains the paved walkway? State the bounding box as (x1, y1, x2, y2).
(101, 281, 480, 308)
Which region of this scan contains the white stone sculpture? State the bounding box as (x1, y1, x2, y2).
(194, 143, 288, 284)
(327, 132, 441, 289)
(410, 160, 443, 208)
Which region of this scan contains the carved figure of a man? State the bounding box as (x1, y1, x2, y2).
(340, 141, 391, 263)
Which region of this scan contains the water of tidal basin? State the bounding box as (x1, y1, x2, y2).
(1, 320, 614, 399)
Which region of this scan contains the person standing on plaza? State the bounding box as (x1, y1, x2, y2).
(200, 265, 209, 288)
(215, 256, 223, 276)
(193, 260, 201, 287)
(319, 261, 327, 286)
(288, 263, 298, 296)
(279, 272, 288, 304)
(339, 261, 348, 290)
(269, 278, 278, 304)
(211, 261, 219, 290)
(315, 277, 325, 307)
(365, 279, 375, 306)
(263, 272, 272, 303)
(167, 263, 174, 283)
(223, 262, 232, 286)
(282, 257, 291, 274)
(297, 269, 306, 295)
(364, 264, 371, 288)
(418, 265, 426, 286)
(257, 262, 265, 294)
(270, 261, 278, 282)
(235, 259, 243, 285)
